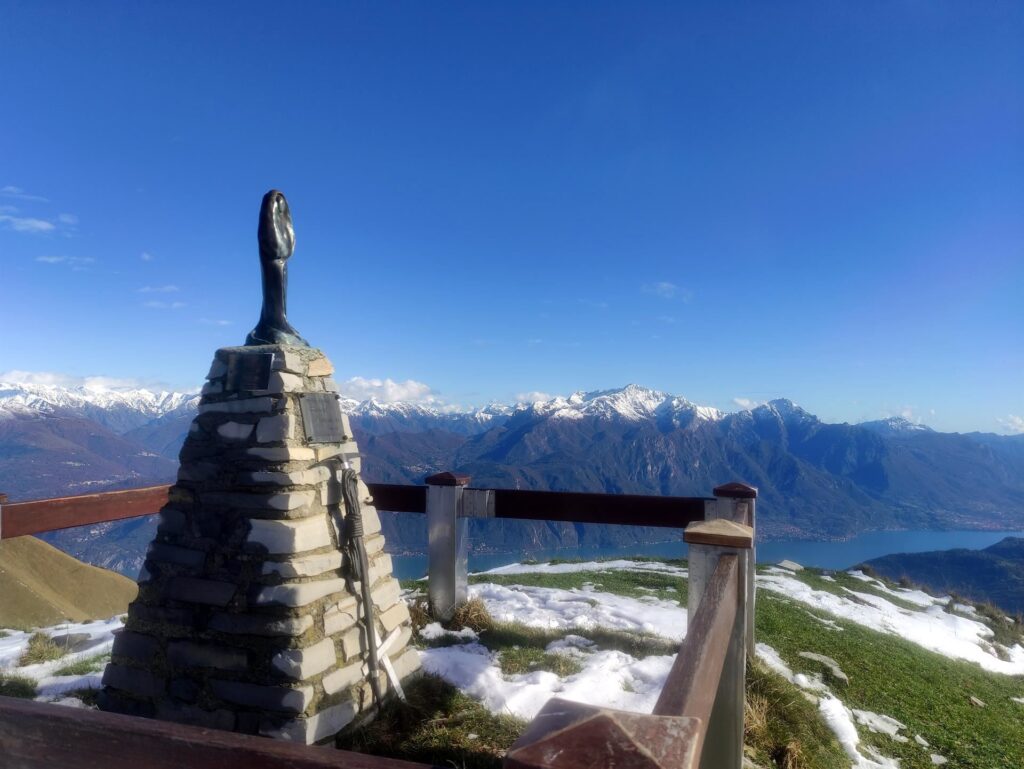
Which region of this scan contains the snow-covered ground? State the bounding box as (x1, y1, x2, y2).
(5, 559, 1023, 767)
(0, 617, 121, 705)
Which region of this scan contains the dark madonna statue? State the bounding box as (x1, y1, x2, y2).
(246, 189, 309, 347)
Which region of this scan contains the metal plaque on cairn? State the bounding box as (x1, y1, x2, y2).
(299, 393, 347, 443)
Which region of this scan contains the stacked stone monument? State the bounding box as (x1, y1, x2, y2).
(101, 191, 420, 744)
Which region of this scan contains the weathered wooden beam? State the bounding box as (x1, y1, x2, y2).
(0, 485, 172, 539)
(0, 695, 434, 769)
(653, 553, 738, 724)
(505, 697, 702, 769)
(491, 487, 709, 528)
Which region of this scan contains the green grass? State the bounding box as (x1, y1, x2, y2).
(53, 652, 109, 677)
(17, 631, 68, 666)
(469, 566, 688, 603)
(497, 646, 584, 677)
(757, 589, 1024, 768)
(337, 674, 526, 769)
(745, 659, 847, 769)
(0, 630, 9, 639)
(0, 672, 38, 699)
(478, 620, 677, 659)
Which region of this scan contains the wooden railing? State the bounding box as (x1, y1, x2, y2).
(0, 479, 756, 769)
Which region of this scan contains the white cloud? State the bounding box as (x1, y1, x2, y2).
(643, 281, 677, 299)
(140, 251, 155, 261)
(143, 300, 186, 309)
(998, 415, 1024, 435)
(199, 318, 232, 326)
(1, 185, 48, 203)
(339, 376, 447, 406)
(35, 255, 94, 270)
(516, 391, 558, 403)
(733, 397, 763, 410)
(58, 213, 79, 225)
(139, 284, 179, 293)
(1, 214, 55, 233)
(0, 370, 146, 391)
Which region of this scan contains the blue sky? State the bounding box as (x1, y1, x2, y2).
(2, 2, 1021, 433)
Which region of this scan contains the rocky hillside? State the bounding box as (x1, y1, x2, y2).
(863, 536, 1024, 615)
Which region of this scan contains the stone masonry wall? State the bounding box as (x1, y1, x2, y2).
(100, 345, 420, 744)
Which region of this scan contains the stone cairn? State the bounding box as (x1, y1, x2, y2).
(100, 344, 420, 744)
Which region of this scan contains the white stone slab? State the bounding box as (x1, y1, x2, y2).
(246, 516, 332, 554)
(261, 550, 343, 579)
(253, 578, 347, 608)
(270, 637, 337, 680)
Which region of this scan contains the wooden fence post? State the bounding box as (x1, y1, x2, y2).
(712, 483, 757, 659)
(425, 471, 470, 621)
(685, 517, 753, 769)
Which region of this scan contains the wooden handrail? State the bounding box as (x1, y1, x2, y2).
(0, 485, 173, 539)
(0, 483, 709, 539)
(653, 553, 738, 719)
(0, 695, 434, 769)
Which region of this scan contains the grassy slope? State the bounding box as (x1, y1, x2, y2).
(758, 569, 1024, 769)
(0, 535, 137, 629)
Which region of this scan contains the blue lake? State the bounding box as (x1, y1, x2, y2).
(388, 529, 1024, 581)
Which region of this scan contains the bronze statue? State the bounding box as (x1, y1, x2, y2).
(246, 190, 309, 347)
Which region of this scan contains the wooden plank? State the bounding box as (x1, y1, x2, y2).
(0, 482, 710, 536)
(492, 488, 709, 529)
(0, 485, 172, 539)
(504, 698, 702, 769)
(367, 483, 427, 514)
(653, 554, 738, 722)
(0, 695, 435, 769)
(683, 519, 753, 549)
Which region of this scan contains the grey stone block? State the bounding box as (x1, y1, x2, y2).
(163, 577, 236, 607)
(210, 680, 314, 714)
(167, 641, 248, 671)
(321, 661, 363, 696)
(256, 413, 296, 442)
(169, 678, 200, 703)
(245, 516, 332, 554)
(260, 701, 357, 744)
(252, 578, 346, 608)
(147, 543, 206, 568)
(177, 462, 220, 483)
(261, 551, 342, 579)
(102, 663, 165, 698)
(199, 397, 276, 415)
(111, 631, 159, 662)
(270, 637, 336, 680)
(247, 446, 316, 462)
(203, 490, 315, 512)
(207, 613, 314, 637)
(207, 359, 227, 379)
(201, 380, 223, 395)
(272, 349, 304, 374)
(157, 508, 186, 535)
(217, 421, 255, 441)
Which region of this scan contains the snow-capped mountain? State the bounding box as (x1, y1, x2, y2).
(858, 416, 934, 436)
(517, 384, 723, 427)
(0, 382, 200, 434)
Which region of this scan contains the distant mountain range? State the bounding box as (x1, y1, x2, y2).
(862, 537, 1024, 615)
(3, 380, 1023, 575)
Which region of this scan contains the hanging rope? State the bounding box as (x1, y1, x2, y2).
(339, 465, 384, 709)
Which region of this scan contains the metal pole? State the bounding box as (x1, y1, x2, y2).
(425, 472, 470, 621)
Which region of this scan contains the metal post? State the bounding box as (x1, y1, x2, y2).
(685, 517, 753, 769)
(712, 483, 757, 659)
(425, 471, 470, 621)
